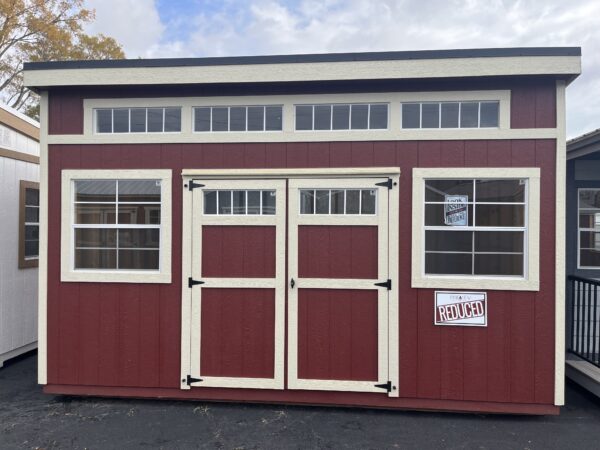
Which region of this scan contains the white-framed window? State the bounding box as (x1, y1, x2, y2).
(299, 188, 377, 215)
(412, 167, 540, 291)
(401, 101, 499, 129)
(203, 189, 277, 215)
(94, 107, 182, 134)
(19, 180, 40, 268)
(61, 169, 172, 283)
(578, 189, 600, 269)
(193, 105, 283, 132)
(294, 103, 388, 131)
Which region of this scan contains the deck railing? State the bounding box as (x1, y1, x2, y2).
(568, 275, 600, 368)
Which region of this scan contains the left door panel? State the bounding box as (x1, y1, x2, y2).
(181, 179, 286, 390)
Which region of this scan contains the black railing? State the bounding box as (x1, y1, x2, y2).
(568, 275, 600, 368)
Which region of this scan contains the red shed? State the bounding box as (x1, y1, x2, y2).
(23, 47, 581, 414)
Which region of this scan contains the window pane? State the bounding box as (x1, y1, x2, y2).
(164, 108, 181, 132)
(265, 106, 283, 131)
(118, 180, 161, 202)
(233, 190, 246, 214)
(579, 212, 600, 229)
(475, 231, 524, 253)
(480, 102, 499, 127)
(194, 107, 211, 132)
(332, 105, 350, 130)
(475, 205, 524, 227)
(425, 253, 472, 275)
(212, 107, 228, 131)
(369, 104, 388, 129)
(361, 189, 376, 214)
(218, 191, 232, 214)
(75, 249, 117, 269)
(331, 190, 344, 214)
(24, 239, 39, 258)
(314, 105, 332, 130)
(118, 204, 160, 224)
(24, 224, 39, 240)
(425, 204, 473, 226)
(118, 229, 160, 248)
(96, 109, 112, 133)
(130, 108, 146, 132)
(580, 231, 600, 249)
(147, 108, 163, 132)
(425, 179, 473, 202)
(474, 254, 523, 276)
(579, 190, 600, 209)
(75, 180, 116, 202)
(402, 103, 420, 128)
(350, 104, 368, 129)
(460, 102, 478, 128)
(248, 106, 264, 131)
(296, 106, 313, 130)
(247, 191, 261, 214)
(425, 230, 472, 252)
(230, 107, 246, 131)
(118, 250, 159, 270)
(75, 228, 116, 248)
(25, 206, 39, 222)
(75, 204, 116, 224)
(25, 188, 39, 206)
(113, 109, 129, 133)
(580, 249, 600, 267)
(262, 190, 276, 215)
(421, 103, 439, 128)
(315, 190, 330, 214)
(300, 190, 314, 214)
(204, 191, 217, 214)
(441, 103, 459, 128)
(346, 190, 360, 214)
(476, 179, 525, 203)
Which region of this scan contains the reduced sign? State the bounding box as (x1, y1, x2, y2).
(434, 291, 487, 327)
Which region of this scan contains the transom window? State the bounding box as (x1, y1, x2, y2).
(423, 178, 527, 276)
(203, 190, 276, 215)
(72, 179, 162, 270)
(95, 107, 182, 133)
(194, 106, 283, 132)
(300, 189, 377, 215)
(402, 101, 499, 129)
(295, 103, 388, 131)
(19, 180, 39, 268)
(578, 189, 600, 268)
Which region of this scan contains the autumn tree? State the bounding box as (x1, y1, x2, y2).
(0, 0, 125, 118)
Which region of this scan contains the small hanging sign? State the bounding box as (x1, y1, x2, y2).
(444, 195, 468, 226)
(434, 291, 487, 327)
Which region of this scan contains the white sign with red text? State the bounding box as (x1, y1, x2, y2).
(434, 291, 487, 327)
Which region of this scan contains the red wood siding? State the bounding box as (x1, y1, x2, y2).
(511, 80, 556, 128)
(48, 90, 84, 135)
(46, 138, 557, 412)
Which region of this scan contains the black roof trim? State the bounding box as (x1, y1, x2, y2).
(567, 128, 600, 152)
(23, 47, 581, 71)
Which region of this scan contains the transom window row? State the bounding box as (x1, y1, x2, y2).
(203, 190, 276, 215)
(95, 108, 182, 133)
(300, 189, 377, 215)
(194, 106, 283, 132)
(296, 103, 388, 131)
(402, 101, 499, 129)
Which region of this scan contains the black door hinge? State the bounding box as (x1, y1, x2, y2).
(374, 279, 392, 290)
(188, 277, 205, 288)
(188, 181, 205, 191)
(375, 179, 394, 190)
(374, 381, 395, 392)
(186, 375, 203, 385)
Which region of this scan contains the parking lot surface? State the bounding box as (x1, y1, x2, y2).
(2, 352, 600, 449)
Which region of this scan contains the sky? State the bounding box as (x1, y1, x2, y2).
(83, 0, 600, 139)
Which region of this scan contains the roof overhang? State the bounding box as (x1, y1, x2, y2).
(23, 47, 582, 90)
(567, 128, 600, 160)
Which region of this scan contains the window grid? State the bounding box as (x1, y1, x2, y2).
(402, 101, 499, 129)
(203, 189, 276, 215)
(299, 188, 377, 215)
(423, 179, 528, 277)
(578, 188, 600, 269)
(95, 107, 181, 134)
(193, 105, 283, 132)
(295, 103, 389, 131)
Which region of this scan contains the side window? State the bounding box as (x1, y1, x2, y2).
(19, 180, 39, 268)
(578, 189, 600, 268)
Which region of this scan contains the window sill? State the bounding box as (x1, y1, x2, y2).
(61, 270, 171, 284)
(411, 274, 539, 292)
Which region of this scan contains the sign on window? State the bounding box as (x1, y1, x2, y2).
(444, 195, 468, 226)
(434, 291, 487, 327)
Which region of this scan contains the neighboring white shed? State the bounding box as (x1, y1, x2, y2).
(0, 102, 40, 367)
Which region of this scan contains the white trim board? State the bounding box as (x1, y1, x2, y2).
(38, 91, 48, 385)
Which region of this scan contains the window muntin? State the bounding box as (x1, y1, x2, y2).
(295, 103, 388, 131)
(578, 189, 600, 268)
(423, 178, 527, 276)
(299, 189, 377, 215)
(402, 101, 499, 129)
(203, 190, 276, 215)
(193, 106, 283, 132)
(95, 107, 182, 134)
(72, 179, 162, 270)
(19, 181, 39, 268)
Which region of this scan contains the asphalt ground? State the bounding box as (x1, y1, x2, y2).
(1, 352, 600, 450)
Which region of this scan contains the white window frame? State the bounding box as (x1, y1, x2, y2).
(400, 100, 501, 130)
(60, 169, 172, 283)
(411, 167, 540, 291)
(192, 105, 284, 133)
(577, 188, 600, 269)
(293, 102, 389, 132)
(93, 107, 183, 134)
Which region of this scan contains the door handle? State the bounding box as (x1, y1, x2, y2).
(290, 278, 295, 289)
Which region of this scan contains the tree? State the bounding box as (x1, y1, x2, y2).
(0, 0, 125, 118)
